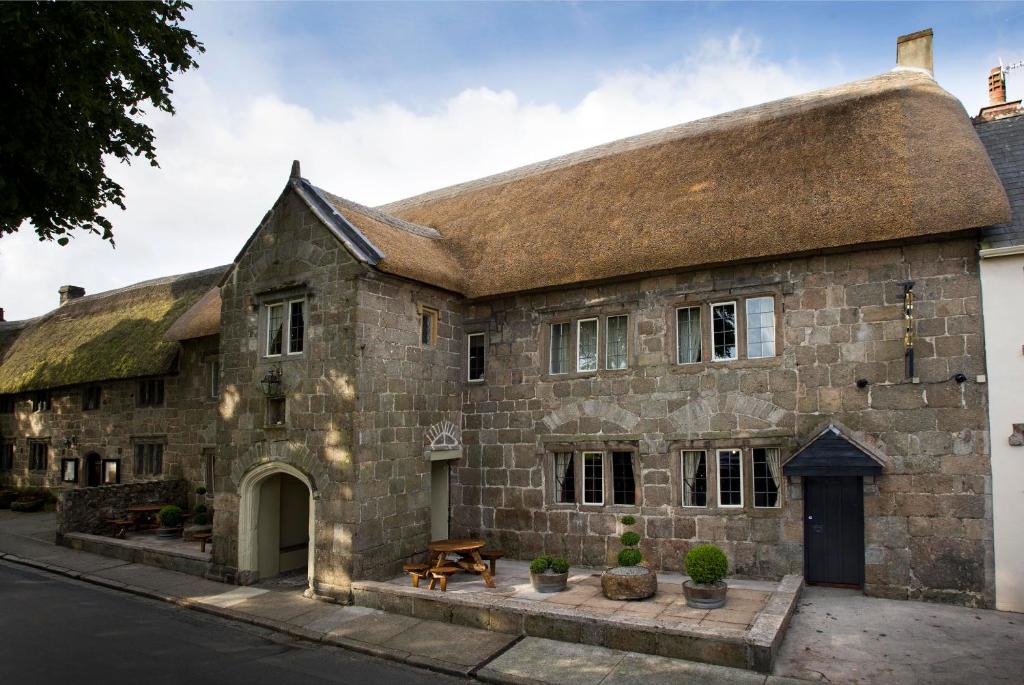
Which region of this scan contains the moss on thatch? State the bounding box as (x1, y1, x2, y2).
(0, 266, 227, 394)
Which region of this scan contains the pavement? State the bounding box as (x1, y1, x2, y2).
(2, 510, 1022, 684)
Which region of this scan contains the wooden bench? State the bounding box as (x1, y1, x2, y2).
(428, 565, 460, 592)
(193, 532, 213, 553)
(479, 549, 505, 575)
(403, 562, 431, 588)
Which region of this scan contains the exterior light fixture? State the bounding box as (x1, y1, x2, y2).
(259, 367, 284, 396)
(856, 378, 870, 389)
(953, 373, 967, 384)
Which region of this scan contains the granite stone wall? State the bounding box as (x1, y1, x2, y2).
(0, 336, 217, 494)
(57, 478, 189, 536)
(451, 237, 994, 607)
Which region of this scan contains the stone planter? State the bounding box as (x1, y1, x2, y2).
(601, 566, 657, 600)
(156, 526, 181, 539)
(683, 580, 727, 609)
(530, 570, 569, 593)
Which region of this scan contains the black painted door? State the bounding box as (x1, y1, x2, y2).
(804, 476, 864, 587)
(86, 454, 101, 487)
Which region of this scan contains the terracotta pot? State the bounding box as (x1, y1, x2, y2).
(601, 566, 657, 600)
(530, 570, 568, 593)
(683, 580, 727, 608)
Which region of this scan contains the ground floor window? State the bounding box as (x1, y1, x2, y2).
(0, 440, 13, 471)
(753, 447, 782, 508)
(134, 442, 164, 476)
(582, 452, 604, 504)
(682, 450, 708, 507)
(203, 447, 216, 494)
(61, 458, 79, 483)
(28, 441, 48, 471)
(102, 459, 121, 484)
(717, 449, 743, 507)
(611, 451, 636, 505)
(551, 449, 639, 508)
(554, 452, 575, 503)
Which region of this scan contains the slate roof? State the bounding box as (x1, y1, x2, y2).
(975, 112, 1024, 249)
(782, 426, 885, 477)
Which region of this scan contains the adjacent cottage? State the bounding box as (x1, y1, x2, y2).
(0, 30, 1013, 608)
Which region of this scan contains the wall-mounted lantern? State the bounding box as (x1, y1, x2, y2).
(259, 367, 284, 397)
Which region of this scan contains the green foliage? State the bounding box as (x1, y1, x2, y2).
(620, 531, 640, 547)
(685, 545, 729, 585)
(158, 504, 183, 528)
(620, 515, 636, 526)
(617, 548, 643, 567)
(192, 512, 209, 526)
(0, 1, 204, 244)
(529, 556, 551, 574)
(196, 486, 207, 495)
(193, 503, 207, 514)
(550, 557, 570, 574)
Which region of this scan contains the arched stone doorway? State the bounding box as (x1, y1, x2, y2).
(237, 462, 315, 590)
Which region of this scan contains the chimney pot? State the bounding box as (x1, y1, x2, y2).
(59, 285, 86, 305)
(290, 160, 301, 180)
(896, 28, 934, 76)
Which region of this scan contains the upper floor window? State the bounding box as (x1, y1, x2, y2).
(28, 440, 48, 472)
(681, 450, 708, 507)
(467, 332, 486, 382)
(82, 386, 101, 411)
(549, 322, 570, 374)
(137, 379, 164, 408)
(752, 447, 782, 508)
(134, 441, 164, 476)
(419, 306, 438, 347)
(31, 391, 51, 413)
(717, 448, 743, 507)
(605, 315, 628, 370)
(0, 394, 14, 414)
(576, 318, 599, 372)
(209, 358, 220, 399)
(676, 307, 702, 364)
(267, 299, 306, 356)
(710, 302, 738, 361)
(746, 297, 776, 359)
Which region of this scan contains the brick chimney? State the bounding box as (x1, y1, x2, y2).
(977, 66, 1022, 122)
(896, 29, 934, 76)
(59, 285, 85, 305)
(0, 308, 5, 322)
(989, 67, 1007, 106)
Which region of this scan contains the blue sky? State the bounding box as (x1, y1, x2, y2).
(3, 1, 1022, 319)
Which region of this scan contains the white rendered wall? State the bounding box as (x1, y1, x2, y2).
(981, 252, 1024, 612)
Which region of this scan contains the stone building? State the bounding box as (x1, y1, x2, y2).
(0, 31, 1014, 608)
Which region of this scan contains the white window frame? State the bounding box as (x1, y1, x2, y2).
(716, 448, 744, 508)
(582, 451, 604, 505)
(676, 306, 703, 365)
(752, 447, 783, 509)
(286, 299, 305, 355)
(681, 450, 708, 508)
(745, 296, 776, 359)
(605, 314, 629, 370)
(467, 332, 486, 383)
(710, 301, 739, 362)
(549, 322, 570, 375)
(576, 318, 599, 373)
(209, 358, 220, 399)
(266, 303, 284, 357)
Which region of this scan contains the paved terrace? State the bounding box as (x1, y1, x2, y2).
(352, 560, 803, 672)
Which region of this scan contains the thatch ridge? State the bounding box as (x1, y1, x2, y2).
(360, 70, 1009, 298)
(0, 265, 228, 394)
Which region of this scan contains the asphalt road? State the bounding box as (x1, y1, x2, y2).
(0, 560, 464, 684)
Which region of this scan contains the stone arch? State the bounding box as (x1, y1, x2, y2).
(237, 460, 316, 590)
(667, 392, 789, 434)
(229, 440, 328, 494)
(542, 400, 641, 433)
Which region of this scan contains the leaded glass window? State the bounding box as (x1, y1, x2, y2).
(746, 297, 776, 359)
(577, 318, 598, 372)
(606, 315, 628, 370)
(711, 302, 737, 361)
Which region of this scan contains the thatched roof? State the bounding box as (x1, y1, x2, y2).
(0, 266, 227, 394)
(318, 70, 1008, 299)
(164, 287, 222, 342)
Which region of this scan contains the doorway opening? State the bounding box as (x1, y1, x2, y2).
(803, 476, 865, 587)
(85, 452, 102, 487)
(430, 460, 450, 541)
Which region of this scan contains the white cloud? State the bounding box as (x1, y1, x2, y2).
(0, 31, 828, 320)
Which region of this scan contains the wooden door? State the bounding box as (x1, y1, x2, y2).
(86, 454, 102, 487)
(430, 460, 449, 541)
(804, 476, 864, 587)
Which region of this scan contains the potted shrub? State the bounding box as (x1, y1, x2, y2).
(156, 504, 183, 538)
(683, 544, 729, 609)
(529, 554, 570, 593)
(601, 515, 657, 600)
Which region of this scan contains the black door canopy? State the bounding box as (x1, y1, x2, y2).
(783, 426, 884, 478)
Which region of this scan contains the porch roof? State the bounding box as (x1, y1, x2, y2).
(782, 426, 885, 477)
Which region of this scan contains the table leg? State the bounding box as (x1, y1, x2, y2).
(469, 551, 496, 588)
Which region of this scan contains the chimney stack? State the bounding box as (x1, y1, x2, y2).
(0, 308, 5, 322)
(59, 285, 85, 306)
(989, 67, 1007, 106)
(896, 29, 934, 76)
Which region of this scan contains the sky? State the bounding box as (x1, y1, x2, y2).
(2, 1, 1022, 320)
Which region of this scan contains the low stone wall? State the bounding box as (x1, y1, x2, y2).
(57, 479, 189, 536)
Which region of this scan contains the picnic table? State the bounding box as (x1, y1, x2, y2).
(126, 503, 167, 529)
(427, 538, 496, 588)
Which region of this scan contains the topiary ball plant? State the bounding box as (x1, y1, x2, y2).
(158, 505, 183, 529)
(685, 544, 729, 585)
(617, 548, 642, 566)
(550, 557, 570, 574)
(192, 513, 210, 526)
(194, 503, 208, 515)
(529, 556, 552, 574)
(620, 531, 640, 547)
(613, 515, 643, 567)
(196, 486, 207, 496)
